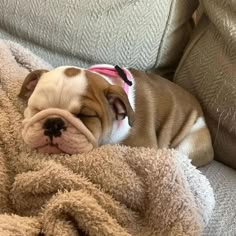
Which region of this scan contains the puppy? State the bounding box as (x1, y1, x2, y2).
(19, 64, 213, 167)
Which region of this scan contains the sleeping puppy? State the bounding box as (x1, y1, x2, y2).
(19, 64, 214, 167)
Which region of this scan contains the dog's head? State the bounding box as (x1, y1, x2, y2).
(19, 66, 134, 154)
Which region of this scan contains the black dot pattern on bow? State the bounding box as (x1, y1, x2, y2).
(114, 65, 133, 86)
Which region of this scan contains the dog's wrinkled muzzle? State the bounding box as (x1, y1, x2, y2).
(22, 108, 97, 154)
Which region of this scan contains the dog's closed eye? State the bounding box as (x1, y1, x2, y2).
(74, 107, 98, 119)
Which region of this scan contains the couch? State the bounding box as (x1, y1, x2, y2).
(0, 0, 235, 235)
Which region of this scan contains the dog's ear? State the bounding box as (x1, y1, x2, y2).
(18, 69, 48, 99)
(104, 85, 135, 126)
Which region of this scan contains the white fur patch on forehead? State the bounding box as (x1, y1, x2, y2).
(28, 66, 88, 112)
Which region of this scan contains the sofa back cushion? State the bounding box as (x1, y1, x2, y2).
(0, 0, 197, 72)
(174, 0, 236, 168)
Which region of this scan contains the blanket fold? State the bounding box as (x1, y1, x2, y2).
(0, 40, 215, 236)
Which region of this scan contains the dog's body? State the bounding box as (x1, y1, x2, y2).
(121, 69, 213, 166)
(19, 65, 213, 167)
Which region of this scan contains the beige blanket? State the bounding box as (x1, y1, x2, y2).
(0, 40, 214, 236)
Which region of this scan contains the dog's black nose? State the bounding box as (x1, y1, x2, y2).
(43, 118, 65, 138)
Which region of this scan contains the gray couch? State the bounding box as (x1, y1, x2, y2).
(0, 0, 235, 235)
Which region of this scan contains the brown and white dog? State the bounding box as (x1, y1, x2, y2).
(19, 64, 213, 167)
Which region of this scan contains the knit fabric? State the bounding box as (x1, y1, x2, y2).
(0, 0, 197, 74)
(174, 0, 236, 169)
(201, 161, 236, 235)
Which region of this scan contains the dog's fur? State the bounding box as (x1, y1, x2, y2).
(19, 66, 214, 167)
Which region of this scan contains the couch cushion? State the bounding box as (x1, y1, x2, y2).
(0, 0, 197, 72)
(201, 161, 236, 235)
(174, 0, 236, 168)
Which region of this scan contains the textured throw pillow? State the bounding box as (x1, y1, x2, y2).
(0, 0, 197, 72)
(174, 0, 236, 169)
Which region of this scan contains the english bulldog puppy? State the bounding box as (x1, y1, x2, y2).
(19, 64, 213, 167)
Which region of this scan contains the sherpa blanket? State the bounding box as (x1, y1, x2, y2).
(0, 40, 215, 236)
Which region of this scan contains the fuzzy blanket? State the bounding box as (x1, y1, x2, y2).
(0, 40, 215, 236)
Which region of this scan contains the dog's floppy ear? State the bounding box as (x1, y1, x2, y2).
(104, 85, 135, 126)
(18, 69, 48, 99)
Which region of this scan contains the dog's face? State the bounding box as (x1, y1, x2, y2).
(19, 66, 134, 154)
